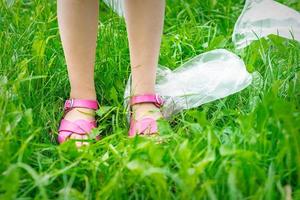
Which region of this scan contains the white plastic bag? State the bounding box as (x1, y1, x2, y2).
(124, 49, 253, 118)
(103, 0, 124, 17)
(233, 0, 300, 49)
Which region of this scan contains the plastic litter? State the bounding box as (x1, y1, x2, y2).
(103, 0, 124, 17)
(124, 49, 253, 118)
(233, 0, 300, 49)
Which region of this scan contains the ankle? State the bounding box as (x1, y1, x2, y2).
(130, 83, 155, 96)
(70, 89, 96, 100)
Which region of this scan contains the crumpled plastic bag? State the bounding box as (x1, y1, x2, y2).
(233, 0, 300, 49)
(124, 49, 253, 118)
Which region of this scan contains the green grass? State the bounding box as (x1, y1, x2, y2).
(1, 0, 300, 199)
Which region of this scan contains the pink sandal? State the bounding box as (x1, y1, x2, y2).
(58, 99, 99, 144)
(128, 94, 164, 137)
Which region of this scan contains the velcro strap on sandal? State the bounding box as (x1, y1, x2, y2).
(130, 94, 164, 108)
(64, 99, 99, 111)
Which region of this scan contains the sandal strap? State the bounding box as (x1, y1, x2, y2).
(57, 119, 97, 144)
(58, 119, 96, 135)
(130, 94, 164, 108)
(64, 99, 99, 111)
(129, 117, 158, 137)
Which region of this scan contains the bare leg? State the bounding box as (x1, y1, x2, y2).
(124, 0, 165, 123)
(57, 0, 99, 146)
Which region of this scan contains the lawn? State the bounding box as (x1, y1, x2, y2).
(0, 0, 300, 199)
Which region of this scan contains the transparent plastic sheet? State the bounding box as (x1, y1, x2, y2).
(124, 49, 253, 118)
(233, 0, 300, 49)
(103, 0, 124, 17)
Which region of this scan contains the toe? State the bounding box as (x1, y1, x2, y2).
(68, 133, 91, 147)
(81, 135, 89, 146)
(70, 134, 83, 147)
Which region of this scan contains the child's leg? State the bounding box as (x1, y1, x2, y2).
(57, 0, 99, 146)
(124, 0, 165, 120)
(58, 0, 98, 100)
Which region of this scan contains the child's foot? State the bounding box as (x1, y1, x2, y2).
(63, 108, 96, 147)
(58, 99, 99, 147)
(129, 94, 164, 136)
(132, 103, 162, 122)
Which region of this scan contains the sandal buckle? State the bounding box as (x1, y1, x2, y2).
(155, 94, 164, 107)
(64, 99, 74, 110)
